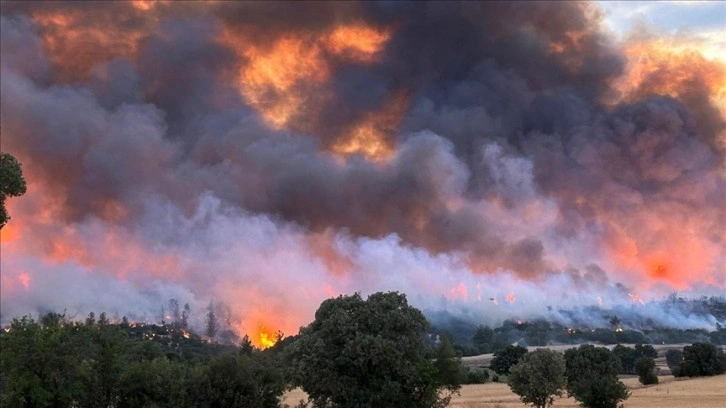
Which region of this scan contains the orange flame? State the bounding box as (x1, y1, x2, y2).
(628, 292, 645, 306)
(257, 324, 278, 349)
(222, 22, 399, 160)
(611, 38, 726, 150)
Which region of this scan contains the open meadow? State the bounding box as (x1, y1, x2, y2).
(283, 375, 726, 408)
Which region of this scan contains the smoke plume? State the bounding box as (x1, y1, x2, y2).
(1, 1, 724, 345)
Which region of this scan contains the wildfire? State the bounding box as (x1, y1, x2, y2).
(223, 22, 401, 160)
(506, 292, 516, 304)
(28, 8, 152, 82)
(257, 324, 278, 349)
(611, 38, 726, 149)
(628, 293, 645, 306)
(331, 91, 409, 161)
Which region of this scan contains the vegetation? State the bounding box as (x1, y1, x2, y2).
(674, 342, 726, 377)
(2, 293, 725, 408)
(0, 152, 27, 228)
(564, 345, 630, 408)
(634, 357, 658, 385)
(0, 313, 283, 408)
(507, 348, 566, 408)
(490, 345, 528, 375)
(288, 292, 461, 408)
(665, 349, 684, 372)
(612, 343, 657, 374)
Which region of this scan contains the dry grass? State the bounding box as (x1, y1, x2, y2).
(282, 375, 726, 408)
(450, 375, 726, 408)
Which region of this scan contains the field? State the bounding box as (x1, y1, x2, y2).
(282, 375, 726, 408)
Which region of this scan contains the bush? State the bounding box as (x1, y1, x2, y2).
(634, 357, 658, 385)
(675, 343, 726, 377)
(466, 368, 489, 384)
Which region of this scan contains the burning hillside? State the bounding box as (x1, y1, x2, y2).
(0, 1, 724, 347)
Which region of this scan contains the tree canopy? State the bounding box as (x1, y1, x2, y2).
(0, 152, 27, 228)
(564, 345, 629, 408)
(490, 344, 528, 375)
(507, 348, 566, 408)
(289, 291, 461, 408)
(675, 342, 726, 377)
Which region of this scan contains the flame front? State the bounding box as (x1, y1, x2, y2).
(257, 325, 277, 349)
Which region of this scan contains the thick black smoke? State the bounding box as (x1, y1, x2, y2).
(1, 1, 723, 334)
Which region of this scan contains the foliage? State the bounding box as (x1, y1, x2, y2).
(507, 348, 566, 408)
(0, 152, 27, 228)
(674, 342, 726, 377)
(472, 325, 494, 354)
(490, 345, 528, 375)
(612, 343, 657, 374)
(665, 349, 683, 373)
(0, 313, 284, 408)
(634, 357, 658, 385)
(564, 345, 629, 408)
(289, 291, 460, 408)
(465, 368, 489, 384)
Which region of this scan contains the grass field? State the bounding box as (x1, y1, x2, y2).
(282, 374, 726, 407)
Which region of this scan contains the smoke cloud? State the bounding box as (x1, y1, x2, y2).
(1, 1, 724, 345)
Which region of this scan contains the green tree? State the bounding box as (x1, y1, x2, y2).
(665, 349, 683, 374)
(472, 325, 494, 354)
(490, 345, 528, 375)
(634, 357, 658, 385)
(0, 314, 86, 408)
(193, 353, 284, 408)
(507, 348, 566, 408)
(612, 344, 636, 374)
(675, 342, 726, 377)
(0, 152, 27, 229)
(289, 291, 460, 408)
(564, 345, 629, 408)
(634, 344, 657, 359)
(432, 336, 465, 392)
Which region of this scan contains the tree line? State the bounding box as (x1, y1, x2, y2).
(2, 292, 725, 408)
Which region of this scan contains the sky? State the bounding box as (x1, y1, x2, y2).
(0, 1, 724, 347)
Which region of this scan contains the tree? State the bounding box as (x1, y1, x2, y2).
(0, 152, 27, 229)
(205, 301, 218, 340)
(564, 345, 629, 408)
(665, 349, 683, 374)
(634, 357, 658, 385)
(490, 345, 528, 375)
(432, 336, 465, 391)
(472, 325, 494, 354)
(612, 344, 636, 374)
(289, 292, 460, 408)
(192, 353, 284, 408)
(507, 348, 566, 408)
(675, 342, 726, 377)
